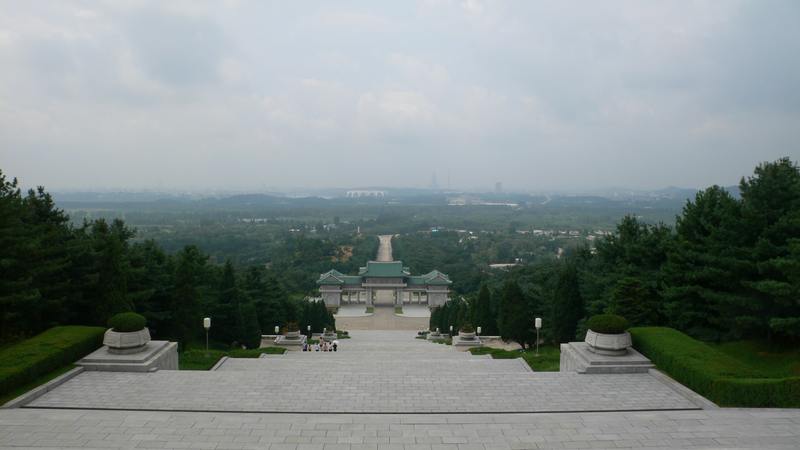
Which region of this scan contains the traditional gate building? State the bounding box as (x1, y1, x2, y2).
(317, 261, 451, 309)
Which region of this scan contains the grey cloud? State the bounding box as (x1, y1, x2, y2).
(0, 0, 798, 191)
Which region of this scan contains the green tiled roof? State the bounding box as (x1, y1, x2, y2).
(318, 262, 450, 286)
(358, 261, 410, 278)
(408, 270, 452, 286)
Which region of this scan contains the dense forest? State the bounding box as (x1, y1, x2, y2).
(2, 158, 798, 351)
(0, 171, 341, 348)
(431, 158, 800, 346)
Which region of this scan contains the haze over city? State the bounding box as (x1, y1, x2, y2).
(1, 1, 799, 191)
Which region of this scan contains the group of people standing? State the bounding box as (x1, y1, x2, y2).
(302, 338, 338, 352)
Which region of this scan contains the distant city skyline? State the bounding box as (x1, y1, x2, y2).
(1, 1, 799, 191)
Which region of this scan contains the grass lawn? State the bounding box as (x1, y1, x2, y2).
(708, 340, 800, 377)
(0, 364, 76, 406)
(180, 347, 286, 370)
(470, 346, 560, 372)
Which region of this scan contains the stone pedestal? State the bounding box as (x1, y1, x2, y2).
(103, 328, 152, 354)
(560, 342, 653, 374)
(453, 331, 482, 347)
(426, 332, 444, 341)
(78, 340, 178, 372)
(274, 333, 308, 350)
(584, 330, 632, 356)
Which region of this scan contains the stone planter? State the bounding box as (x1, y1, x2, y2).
(426, 332, 443, 341)
(322, 332, 337, 340)
(458, 331, 476, 341)
(103, 328, 151, 354)
(285, 330, 302, 340)
(584, 330, 631, 356)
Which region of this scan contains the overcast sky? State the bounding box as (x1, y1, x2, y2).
(1, 1, 799, 192)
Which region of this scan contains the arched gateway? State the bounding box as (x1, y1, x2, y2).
(317, 261, 451, 309)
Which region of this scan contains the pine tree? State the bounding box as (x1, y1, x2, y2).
(498, 280, 533, 349)
(128, 240, 174, 337)
(22, 188, 75, 331)
(662, 185, 749, 339)
(739, 158, 800, 339)
(214, 260, 240, 345)
(0, 172, 40, 341)
(472, 284, 496, 335)
(171, 245, 208, 346)
(611, 277, 660, 326)
(550, 262, 584, 343)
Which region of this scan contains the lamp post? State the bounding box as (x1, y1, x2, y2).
(203, 317, 211, 356)
(307, 325, 311, 340)
(449, 325, 453, 337)
(534, 317, 542, 357)
(274, 325, 279, 336)
(477, 326, 482, 337)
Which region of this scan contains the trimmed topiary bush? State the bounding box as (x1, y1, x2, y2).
(460, 324, 475, 333)
(587, 314, 629, 334)
(107, 312, 146, 332)
(286, 321, 299, 332)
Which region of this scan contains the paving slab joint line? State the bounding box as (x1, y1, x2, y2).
(19, 405, 702, 415)
(2, 366, 85, 409)
(210, 356, 229, 371)
(648, 368, 719, 410)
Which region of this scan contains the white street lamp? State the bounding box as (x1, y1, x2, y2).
(274, 325, 280, 335)
(449, 325, 453, 337)
(534, 317, 542, 357)
(203, 317, 211, 355)
(307, 325, 311, 339)
(477, 326, 482, 336)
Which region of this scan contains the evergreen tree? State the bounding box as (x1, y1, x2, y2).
(243, 267, 289, 332)
(550, 262, 584, 343)
(0, 172, 39, 340)
(128, 240, 174, 337)
(171, 245, 208, 346)
(498, 280, 533, 349)
(662, 186, 749, 339)
(611, 277, 660, 326)
(22, 187, 73, 330)
(740, 158, 800, 339)
(472, 284, 496, 335)
(214, 260, 241, 345)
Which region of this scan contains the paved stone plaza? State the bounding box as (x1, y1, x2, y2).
(3, 331, 800, 448)
(2, 407, 800, 449)
(24, 331, 696, 413)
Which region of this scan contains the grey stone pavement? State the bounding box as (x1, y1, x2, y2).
(4, 331, 800, 449)
(377, 235, 393, 262)
(24, 331, 696, 413)
(2, 408, 800, 449)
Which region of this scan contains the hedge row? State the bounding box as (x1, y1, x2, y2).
(630, 327, 800, 407)
(0, 326, 105, 397)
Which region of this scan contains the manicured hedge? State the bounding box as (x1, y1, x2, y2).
(0, 326, 105, 397)
(587, 314, 629, 334)
(108, 312, 146, 332)
(631, 327, 800, 407)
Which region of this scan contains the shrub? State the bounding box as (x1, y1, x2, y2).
(460, 324, 475, 333)
(0, 326, 105, 397)
(631, 327, 800, 407)
(286, 322, 299, 332)
(107, 312, 146, 332)
(587, 314, 629, 334)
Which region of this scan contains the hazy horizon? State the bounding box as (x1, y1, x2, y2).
(2, 1, 799, 191)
